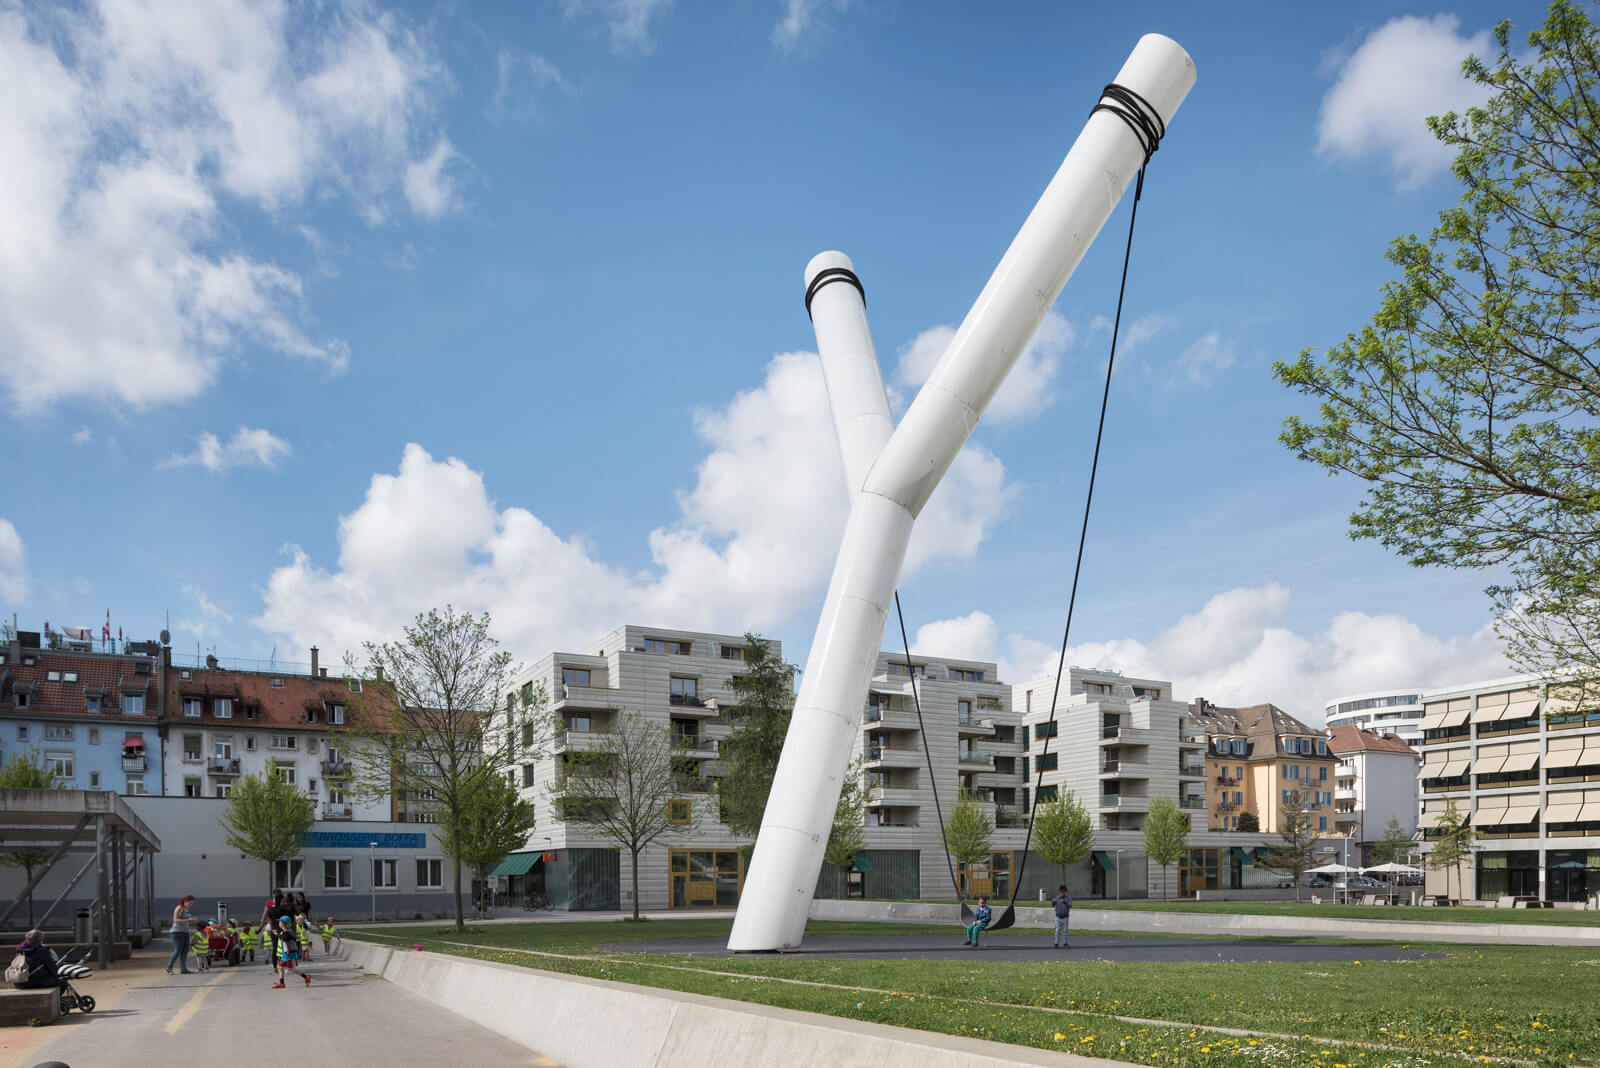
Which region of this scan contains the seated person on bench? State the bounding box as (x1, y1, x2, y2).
(964, 896, 992, 947)
(12, 930, 60, 990)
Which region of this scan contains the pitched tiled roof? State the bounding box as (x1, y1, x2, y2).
(1189, 698, 1333, 759)
(0, 648, 158, 722)
(1326, 723, 1416, 755)
(164, 664, 373, 732)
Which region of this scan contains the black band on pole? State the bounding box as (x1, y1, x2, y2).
(1089, 82, 1165, 164)
(804, 267, 866, 321)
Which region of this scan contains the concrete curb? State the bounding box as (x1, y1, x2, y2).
(807, 899, 1600, 945)
(341, 939, 1116, 1067)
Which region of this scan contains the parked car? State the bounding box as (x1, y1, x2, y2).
(1277, 875, 1332, 889)
(1333, 876, 1384, 891)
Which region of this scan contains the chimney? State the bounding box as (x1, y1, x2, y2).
(310, 646, 319, 680)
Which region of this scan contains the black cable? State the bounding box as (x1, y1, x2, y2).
(893, 591, 965, 906)
(1089, 83, 1165, 164)
(1010, 164, 1149, 911)
(805, 267, 865, 321)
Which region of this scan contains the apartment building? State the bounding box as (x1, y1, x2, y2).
(1419, 674, 1600, 903)
(1190, 699, 1339, 834)
(1324, 689, 1426, 747)
(0, 631, 166, 795)
(160, 646, 388, 826)
(1327, 724, 1420, 857)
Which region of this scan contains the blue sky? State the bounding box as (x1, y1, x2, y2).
(0, 0, 1549, 720)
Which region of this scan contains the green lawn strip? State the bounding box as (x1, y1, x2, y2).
(348, 921, 1597, 1065)
(1000, 901, 1600, 929)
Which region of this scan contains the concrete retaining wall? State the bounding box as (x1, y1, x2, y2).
(341, 940, 1106, 1067)
(806, 898, 1600, 946)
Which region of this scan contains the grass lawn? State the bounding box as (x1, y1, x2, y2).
(350, 917, 1599, 1068)
(908, 898, 1600, 928)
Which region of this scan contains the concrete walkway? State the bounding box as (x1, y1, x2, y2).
(2, 939, 558, 1068)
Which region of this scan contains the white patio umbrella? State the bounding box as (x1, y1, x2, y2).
(1362, 861, 1424, 902)
(1307, 863, 1361, 874)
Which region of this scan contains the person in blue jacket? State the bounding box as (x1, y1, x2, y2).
(964, 896, 992, 947)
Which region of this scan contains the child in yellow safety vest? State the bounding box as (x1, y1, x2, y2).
(319, 917, 339, 954)
(240, 923, 258, 963)
(296, 917, 312, 961)
(193, 925, 211, 972)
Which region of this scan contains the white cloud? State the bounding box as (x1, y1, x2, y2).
(0, 0, 452, 411)
(1164, 331, 1235, 389)
(562, 0, 674, 56)
(894, 311, 1073, 426)
(70, 427, 92, 445)
(161, 427, 292, 473)
(0, 519, 27, 602)
(178, 584, 235, 641)
(910, 611, 998, 663)
(256, 351, 1018, 663)
(403, 136, 463, 219)
(491, 50, 568, 119)
(772, 0, 850, 52)
(1317, 15, 1495, 188)
(962, 583, 1508, 724)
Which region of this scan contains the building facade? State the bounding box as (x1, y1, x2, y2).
(1419, 673, 1600, 903)
(1190, 699, 1339, 834)
(1324, 689, 1426, 748)
(1, 632, 167, 796)
(1327, 724, 1420, 858)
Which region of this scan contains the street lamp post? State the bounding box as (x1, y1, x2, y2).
(369, 841, 377, 922)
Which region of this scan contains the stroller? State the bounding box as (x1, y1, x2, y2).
(49, 946, 95, 1014)
(197, 926, 242, 968)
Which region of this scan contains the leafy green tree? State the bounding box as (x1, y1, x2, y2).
(1258, 790, 1320, 902)
(1274, 2, 1600, 704)
(436, 771, 536, 917)
(344, 606, 545, 931)
(1369, 815, 1415, 867)
(1142, 796, 1191, 900)
(1236, 810, 1260, 833)
(1428, 797, 1476, 901)
(0, 750, 66, 926)
(714, 635, 796, 843)
(1032, 792, 1094, 888)
(943, 789, 994, 898)
(822, 758, 867, 871)
(552, 712, 694, 919)
(221, 758, 316, 895)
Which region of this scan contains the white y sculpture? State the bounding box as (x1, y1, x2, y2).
(728, 34, 1196, 952)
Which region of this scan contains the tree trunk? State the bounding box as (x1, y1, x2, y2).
(630, 846, 641, 920)
(449, 805, 465, 930)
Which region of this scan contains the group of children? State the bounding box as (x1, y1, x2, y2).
(187, 914, 340, 981)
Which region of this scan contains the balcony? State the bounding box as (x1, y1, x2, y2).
(957, 751, 994, 767)
(555, 729, 609, 753)
(1179, 763, 1206, 778)
(668, 694, 719, 719)
(1216, 774, 1239, 786)
(865, 745, 923, 769)
(1101, 794, 1150, 808)
(957, 714, 996, 737)
(120, 755, 146, 773)
(866, 786, 921, 806)
(1101, 759, 1120, 773)
(673, 777, 713, 793)
(206, 758, 241, 777)
(1179, 724, 1207, 744)
(995, 804, 1027, 828)
(557, 683, 617, 709)
(1335, 787, 1356, 802)
(672, 734, 719, 758)
(863, 705, 918, 730)
(1179, 796, 1206, 810)
(320, 803, 353, 820)
(322, 760, 351, 778)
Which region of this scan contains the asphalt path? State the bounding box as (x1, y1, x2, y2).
(8, 943, 557, 1068)
(601, 932, 1445, 963)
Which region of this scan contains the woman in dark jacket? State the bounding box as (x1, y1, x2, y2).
(14, 930, 58, 989)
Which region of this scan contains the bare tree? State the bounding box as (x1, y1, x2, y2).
(1258, 790, 1320, 902)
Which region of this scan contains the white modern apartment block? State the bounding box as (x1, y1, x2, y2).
(502, 626, 768, 912)
(1419, 673, 1600, 903)
(1324, 689, 1426, 747)
(1327, 724, 1420, 856)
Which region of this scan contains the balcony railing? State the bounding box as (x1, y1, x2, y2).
(206, 758, 241, 776)
(957, 751, 994, 766)
(1216, 774, 1238, 786)
(674, 777, 712, 793)
(1101, 726, 1120, 739)
(669, 693, 706, 707)
(1179, 796, 1206, 810)
(322, 760, 351, 778)
(995, 804, 1027, 828)
(320, 803, 353, 820)
(120, 755, 146, 772)
(1179, 763, 1206, 777)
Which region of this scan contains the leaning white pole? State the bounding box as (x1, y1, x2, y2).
(729, 33, 1196, 952)
(806, 250, 895, 489)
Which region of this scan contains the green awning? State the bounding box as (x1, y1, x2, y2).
(851, 852, 873, 873)
(1251, 847, 1274, 862)
(1232, 847, 1253, 865)
(1092, 850, 1115, 871)
(492, 853, 543, 877)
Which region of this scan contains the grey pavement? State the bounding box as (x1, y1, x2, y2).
(601, 931, 1446, 963)
(5, 939, 557, 1068)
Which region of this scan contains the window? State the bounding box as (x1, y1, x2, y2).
(184, 779, 201, 798)
(214, 698, 233, 719)
(306, 739, 319, 754)
(719, 645, 745, 661)
(123, 694, 145, 715)
(1233, 790, 1243, 804)
(1318, 816, 1328, 831)
(373, 858, 398, 889)
(1235, 765, 1244, 779)
(125, 776, 147, 795)
(269, 735, 298, 750)
(328, 785, 346, 804)
(522, 765, 536, 787)
(329, 704, 344, 725)
(949, 668, 985, 682)
(45, 724, 74, 741)
(1281, 789, 1293, 805)
(1034, 720, 1058, 740)
(1230, 739, 1246, 755)
(276, 765, 297, 786)
(16, 726, 27, 741)
(15, 692, 29, 708)
(214, 738, 234, 759)
(1038, 753, 1058, 771)
(88, 771, 101, 788)
(347, 678, 362, 693)
(180, 670, 191, 680)
(1025, 690, 1033, 713)
(85, 694, 100, 711)
(183, 698, 202, 718)
(47, 670, 61, 681)
(886, 661, 925, 677)
(1319, 765, 1328, 781)
(245, 736, 257, 751)
(215, 784, 232, 798)
(271, 677, 284, 687)
(1083, 682, 1114, 695)
(87, 728, 100, 744)
(1317, 740, 1328, 755)
(562, 667, 591, 688)
(1282, 765, 1299, 780)
(669, 676, 699, 704)
(668, 799, 692, 824)
(324, 859, 352, 890)
(645, 638, 690, 655)
(416, 858, 444, 889)
(1036, 784, 1058, 802)
(273, 859, 305, 891)
(183, 735, 202, 761)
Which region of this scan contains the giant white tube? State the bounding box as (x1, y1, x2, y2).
(806, 251, 895, 490)
(729, 34, 1196, 952)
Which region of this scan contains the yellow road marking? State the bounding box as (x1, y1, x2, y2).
(163, 970, 225, 1035)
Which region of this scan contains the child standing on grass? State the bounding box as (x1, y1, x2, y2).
(272, 916, 310, 989)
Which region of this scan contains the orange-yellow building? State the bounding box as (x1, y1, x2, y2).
(1190, 699, 1340, 833)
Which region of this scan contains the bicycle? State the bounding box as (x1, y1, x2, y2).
(522, 892, 551, 911)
